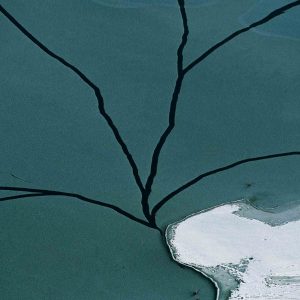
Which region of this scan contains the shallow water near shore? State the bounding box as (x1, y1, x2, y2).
(0, 0, 300, 299)
(166, 200, 300, 299)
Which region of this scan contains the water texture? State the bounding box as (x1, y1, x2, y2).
(0, 0, 300, 299)
(240, 0, 300, 39)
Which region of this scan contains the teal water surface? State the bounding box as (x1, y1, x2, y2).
(1, 0, 300, 299)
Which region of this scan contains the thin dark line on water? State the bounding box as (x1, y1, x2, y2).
(151, 152, 300, 218)
(183, 0, 300, 74)
(149, 0, 300, 223)
(1, 1, 300, 232)
(141, 0, 189, 224)
(0, 4, 144, 195)
(0, 186, 158, 229)
(0, 193, 45, 202)
(10, 173, 30, 183)
(142, 0, 300, 226)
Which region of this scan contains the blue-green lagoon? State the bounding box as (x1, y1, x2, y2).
(0, 0, 300, 299)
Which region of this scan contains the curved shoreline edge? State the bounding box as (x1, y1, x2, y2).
(165, 201, 247, 300)
(165, 199, 300, 300)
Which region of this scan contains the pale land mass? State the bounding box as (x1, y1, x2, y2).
(166, 201, 300, 300)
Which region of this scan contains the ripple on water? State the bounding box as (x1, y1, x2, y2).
(239, 0, 300, 40)
(90, 0, 220, 8)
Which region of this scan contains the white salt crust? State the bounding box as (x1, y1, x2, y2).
(166, 201, 300, 300)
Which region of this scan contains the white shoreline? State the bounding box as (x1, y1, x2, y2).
(165, 200, 248, 300)
(165, 199, 300, 300)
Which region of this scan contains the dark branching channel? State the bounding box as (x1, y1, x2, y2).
(0, 0, 300, 233)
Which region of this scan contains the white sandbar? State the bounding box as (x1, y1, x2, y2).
(166, 201, 300, 299)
